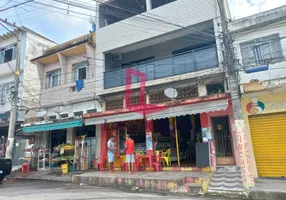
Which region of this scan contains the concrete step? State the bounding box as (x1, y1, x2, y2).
(184, 183, 202, 195)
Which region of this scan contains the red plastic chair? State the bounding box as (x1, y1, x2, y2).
(151, 154, 163, 172)
(134, 154, 143, 172)
(93, 156, 106, 172)
(120, 156, 128, 171)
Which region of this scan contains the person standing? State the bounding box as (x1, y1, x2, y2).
(107, 136, 116, 173)
(124, 134, 135, 175)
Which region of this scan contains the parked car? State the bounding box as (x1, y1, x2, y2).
(0, 159, 12, 182)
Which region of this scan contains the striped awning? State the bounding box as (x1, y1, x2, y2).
(22, 119, 83, 133)
(146, 99, 229, 120)
(85, 112, 143, 125)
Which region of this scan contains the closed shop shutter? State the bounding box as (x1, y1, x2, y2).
(249, 112, 286, 177)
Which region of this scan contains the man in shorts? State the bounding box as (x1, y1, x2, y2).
(124, 134, 135, 175)
(107, 136, 116, 173)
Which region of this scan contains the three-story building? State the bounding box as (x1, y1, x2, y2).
(84, 0, 239, 172)
(21, 33, 101, 163)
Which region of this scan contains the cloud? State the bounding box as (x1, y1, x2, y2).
(228, 0, 286, 19)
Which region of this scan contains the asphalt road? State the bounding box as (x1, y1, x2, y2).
(0, 180, 235, 200)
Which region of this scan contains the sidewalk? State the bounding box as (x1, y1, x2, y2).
(72, 171, 211, 196)
(248, 179, 286, 200)
(6, 168, 76, 182)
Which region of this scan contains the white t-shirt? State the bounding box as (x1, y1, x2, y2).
(107, 139, 115, 154)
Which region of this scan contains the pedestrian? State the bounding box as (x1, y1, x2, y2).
(123, 134, 135, 175)
(107, 136, 116, 173)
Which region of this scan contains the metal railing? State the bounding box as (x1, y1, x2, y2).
(104, 45, 218, 89)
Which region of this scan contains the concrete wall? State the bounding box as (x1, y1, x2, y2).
(96, 0, 219, 52)
(39, 44, 97, 107)
(94, 0, 223, 95)
(231, 5, 286, 87)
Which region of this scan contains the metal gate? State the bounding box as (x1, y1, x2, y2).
(249, 112, 286, 177)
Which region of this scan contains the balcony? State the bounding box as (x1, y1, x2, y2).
(104, 45, 218, 89)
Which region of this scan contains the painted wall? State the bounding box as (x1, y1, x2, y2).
(232, 18, 286, 86)
(96, 0, 220, 52)
(39, 44, 97, 107)
(241, 89, 286, 177)
(199, 100, 240, 167)
(94, 0, 223, 94)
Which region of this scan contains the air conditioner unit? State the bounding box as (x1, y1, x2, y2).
(113, 54, 123, 61)
(0, 98, 6, 105)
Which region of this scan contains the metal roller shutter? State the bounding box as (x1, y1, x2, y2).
(249, 112, 286, 178)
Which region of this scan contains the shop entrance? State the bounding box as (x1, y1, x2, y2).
(212, 116, 235, 165)
(154, 114, 202, 167)
(51, 129, 67, 150)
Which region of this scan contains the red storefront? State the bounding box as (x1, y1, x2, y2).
(83, 94, 238, 171)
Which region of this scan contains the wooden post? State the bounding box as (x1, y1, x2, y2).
(174, 118, 180, 166)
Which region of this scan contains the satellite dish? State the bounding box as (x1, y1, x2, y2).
(164, 88, 178, 99)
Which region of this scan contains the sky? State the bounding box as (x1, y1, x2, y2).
(0, 0, 286, 44)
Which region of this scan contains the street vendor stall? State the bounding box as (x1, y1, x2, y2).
(52, 144, 75, 173)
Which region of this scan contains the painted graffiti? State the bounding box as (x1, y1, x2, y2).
(124, 68, 167, 116)
(235, 120, 255, 188)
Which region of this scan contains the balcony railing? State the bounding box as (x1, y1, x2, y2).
(104, 45, 218, 89)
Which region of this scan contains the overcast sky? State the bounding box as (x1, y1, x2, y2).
(0, 0, 286, 43)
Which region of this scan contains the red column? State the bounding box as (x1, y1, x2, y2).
(200, 113, 208, 128)
(200, 113, 216, 169)
(101, 124, 108, 157)
(145, 120, 155, 156)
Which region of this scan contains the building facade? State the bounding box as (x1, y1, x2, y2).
(231, 5, 286, 178)
(21, 33, 101, 164)
(0, 27, 55, 161)
(83, 0, 241, 171)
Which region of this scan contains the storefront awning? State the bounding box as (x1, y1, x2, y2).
(146, 99, 229, 120)
(85, 112, 144, 125)
(22, 119, 83, 133)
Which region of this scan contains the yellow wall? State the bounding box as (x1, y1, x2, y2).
(241, 90, 286, 177)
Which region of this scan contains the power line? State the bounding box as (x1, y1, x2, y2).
(0, 0, 33, 12)
(0, 0, 13, 9)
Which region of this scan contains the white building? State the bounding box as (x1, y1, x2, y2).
(231, 5, 286, 178)
(0, 27, 56, 161)
(22, 33, 100, 163)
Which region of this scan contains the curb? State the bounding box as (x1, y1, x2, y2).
(248, 190, 286, 200)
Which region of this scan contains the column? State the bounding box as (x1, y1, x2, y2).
(101, 124, 108, 157)
(146, 0, 152, 11)
(145, 120, 154, 156)
(200, 113, 216, 169)
(95, 125, 101, 159)
(66, 128, 75, 144)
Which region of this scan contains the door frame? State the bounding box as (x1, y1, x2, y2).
(211, 115, 236, 165)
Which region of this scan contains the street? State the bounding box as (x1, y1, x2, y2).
(0, 180, 235, 200)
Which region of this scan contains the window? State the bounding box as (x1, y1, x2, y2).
(72, 60, 89, 81)
(152, 0, 177, 9)
(47, 69, 61, 88)
(240, 34, 283, 67)
(0, 82, 13, 100)
(0, 43, 17, 64)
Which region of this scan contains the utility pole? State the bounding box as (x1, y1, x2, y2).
(217, 0, 255, 188)
(0, 18, 22, 159)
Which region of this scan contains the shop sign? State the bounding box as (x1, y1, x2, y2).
(245, 94, 286, 115)
(146, 132, 153, 150)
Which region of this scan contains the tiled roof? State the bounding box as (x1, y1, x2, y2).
(31, 32, 95, 61)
